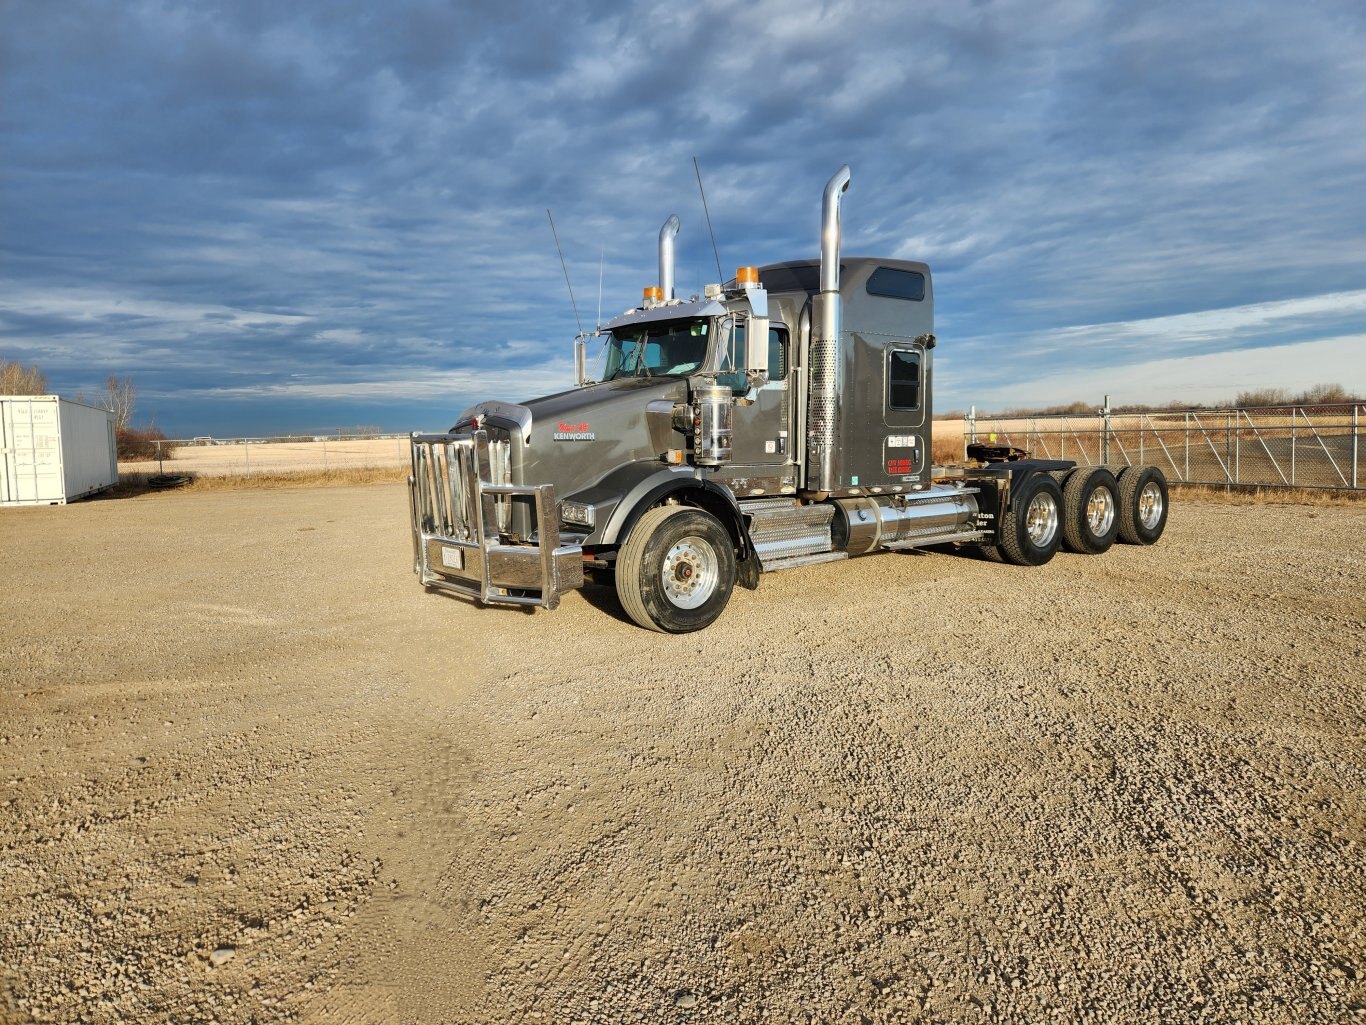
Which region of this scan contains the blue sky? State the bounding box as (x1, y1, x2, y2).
(2, 0, 1364, 437)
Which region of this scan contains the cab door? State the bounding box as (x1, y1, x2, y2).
(715, 323, 796, 495)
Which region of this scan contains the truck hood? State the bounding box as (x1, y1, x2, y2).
(463, 376, 687, 495)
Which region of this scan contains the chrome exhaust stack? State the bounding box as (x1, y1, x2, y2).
(658, 214, 680, 301)
(819, 166, 851, 295)
(810, 165, 851, 493)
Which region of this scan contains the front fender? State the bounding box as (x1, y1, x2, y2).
(567, 463, 745, 550)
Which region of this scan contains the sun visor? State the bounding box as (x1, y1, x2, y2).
(601, 297, 727, 332)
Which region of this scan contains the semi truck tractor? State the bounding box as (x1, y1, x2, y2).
(408, 165, 1169, 632)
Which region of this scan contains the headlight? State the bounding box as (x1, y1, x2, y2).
(561, 501, 595, 528)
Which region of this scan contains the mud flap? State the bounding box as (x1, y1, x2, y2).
(736, 552, 761, 591)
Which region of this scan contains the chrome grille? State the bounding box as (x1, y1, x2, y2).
(489, 435, 512, 533)
(411, 433, 512, 540)
(408, 429, 580, 610)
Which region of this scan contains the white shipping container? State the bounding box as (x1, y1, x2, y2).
(1, 396, 119, 506)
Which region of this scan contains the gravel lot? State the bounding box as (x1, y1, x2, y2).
(2, 484, 1362, 1024)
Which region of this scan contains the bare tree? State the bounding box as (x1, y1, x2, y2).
(1234, 387, 1290, 408)
(0, 360, 47, 395)
(101, 374, 137, 430)
(1296, 382, 1351, 405)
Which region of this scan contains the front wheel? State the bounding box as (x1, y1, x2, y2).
(616, 506, 737, 633)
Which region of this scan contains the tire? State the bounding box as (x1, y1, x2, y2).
(977, 544, 1006, 563)
(1117, 465, 1168, 545)
(1060, 466, 1120, 555)
(997, 473, 1064, 566)
(616, 506, 737, 633)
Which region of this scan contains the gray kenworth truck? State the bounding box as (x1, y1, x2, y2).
(408, 166, 1169, 632)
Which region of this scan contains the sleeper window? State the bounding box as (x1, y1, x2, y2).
(888, 349, 921, 410)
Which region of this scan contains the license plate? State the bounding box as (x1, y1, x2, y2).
(440, 546, 465, 570)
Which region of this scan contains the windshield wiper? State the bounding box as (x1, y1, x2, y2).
(622, 339, 651, 378)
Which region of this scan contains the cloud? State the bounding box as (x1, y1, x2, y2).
(181, 362, 577, 404)
(936, 290, 1366, 409)
(942, 334, 1366, 412)
(1, 0, 1363, 435)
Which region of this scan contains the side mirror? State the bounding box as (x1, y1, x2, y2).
(745, 315, 769, 388)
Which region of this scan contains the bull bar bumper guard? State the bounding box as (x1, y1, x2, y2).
(409, 430, 583, 609)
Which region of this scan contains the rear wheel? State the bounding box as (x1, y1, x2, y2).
(998, 474, 1064, 566)
(616, 506, 736, 633)
(1060, 466, 1120, 554)
(1117, 465, 1168, 545)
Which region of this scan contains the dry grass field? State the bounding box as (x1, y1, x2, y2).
(1, 482, 1363, 1024)
(119, 437, 412, 477)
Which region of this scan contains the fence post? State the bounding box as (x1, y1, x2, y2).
(1290, 412, 1296, 486)
(323, 439, 328, 471)
(1184, 413, 1190, 481)
(1344, 404, 1355, 494)
(1235, 411, 1241, 484)
(244, 439, 250, 474)
(1100, 395, 1111, 464)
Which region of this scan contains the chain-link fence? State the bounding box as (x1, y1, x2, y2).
(964, 403, 1365, 490)
(119, 434, 413, 476)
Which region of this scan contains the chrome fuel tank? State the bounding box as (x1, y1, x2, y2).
(831, 486, 979, 555)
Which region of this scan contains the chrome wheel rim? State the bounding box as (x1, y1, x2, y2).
(1025, 493, 1059, 548)
(1138, 481, 1164, 529)
(661, 535, 719, 609)
(1087, 486, 1116, 537)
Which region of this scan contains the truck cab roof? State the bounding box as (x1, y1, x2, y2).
(756, 257, 931, 300)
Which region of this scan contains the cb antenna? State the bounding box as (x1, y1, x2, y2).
(547, 209, 583, 336)
(693, 156, 724, 283)
(597, 243, 604, 330)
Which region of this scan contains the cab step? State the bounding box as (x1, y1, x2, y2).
(758, 550, 849, 573)
(743, 497, 838, 570)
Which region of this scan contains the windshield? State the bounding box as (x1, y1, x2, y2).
(596, 319, 711, 381)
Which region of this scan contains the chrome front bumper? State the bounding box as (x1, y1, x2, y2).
(409, 430, 583, 609)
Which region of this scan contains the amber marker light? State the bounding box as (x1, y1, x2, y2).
(736, 266, 759, 285)
(643, 285, 663, 303)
